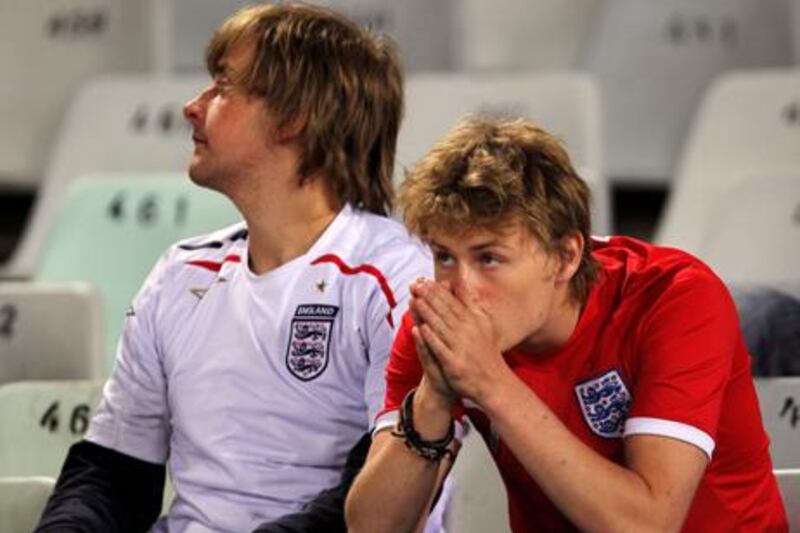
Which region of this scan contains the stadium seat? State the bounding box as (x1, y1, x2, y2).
(794, 0, 800, 62)
(656, 70, 800, 255)
(447, 425, 510, 533)
(580, 0, 794, 185)
(696, 175, 800, 286)
(755, 378, 800, 469)
(0, 381, 103, 477)
(398, 73, 610, 234)
(454, 0, 602, 71)
(0, 0, 149, 189)
(0, 282, 104, 384)
(159, 0, 454, 73)
(2, 75, 208, 279)
(0, 476, 55, 532)
(33, 174, 241, 371)
(775, 468, 800, 529)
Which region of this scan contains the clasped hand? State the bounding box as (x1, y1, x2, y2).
(409, 279, 510, 407)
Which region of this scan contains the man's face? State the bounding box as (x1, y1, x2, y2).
(428, 221, 575, 353)
(183, 41, 277, 191)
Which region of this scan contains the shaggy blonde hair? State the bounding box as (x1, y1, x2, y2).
(207, 3, 403, 215)
(401, 116, 599, 304)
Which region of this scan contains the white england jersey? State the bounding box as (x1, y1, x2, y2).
(86, 204, 433, 532)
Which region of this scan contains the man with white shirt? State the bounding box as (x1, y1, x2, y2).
(37, 4, 437, 531)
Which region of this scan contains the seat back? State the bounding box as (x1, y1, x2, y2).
(0, 476, 55, 533)
(2, 74, 208, 278)
(161, 0, 454, 73)
(581, 0, 794, 185)
(0, 381, 104, 477)
(794, 0, 800, 60)
(755, 378, 800, 469)
(0, 282, 103, 384)
(775, 468, 800, 529)
(656, 69, 800, 255)
(398, 73, 609, 234)
(34, 174, 240, 370)
(0, 0, 149, 188)
(697, 175, 800, 285)
(446, 426, 510, 533)
(454, 0, 602, 71)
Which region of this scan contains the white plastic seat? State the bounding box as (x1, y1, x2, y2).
(581, 0, 794, 185)
(398, 73, 610, 234)
(755, 378, 800, 469)
(0, 0, 149, 189)
(656, 70, 800, 255)
(454, 0, 603, 72)
(33, 174, 240, 371)
(158, 0, 454, 73)
(2, 74, 209, 279)
(794, 0, 800, 61)
(0, 282, 104, 384)
(447, 426, 510, 533)
(0, 381, 104, 477)
(0, 476, 55, 532)
(774, 468, 800, 529)
(697, 175, 800, 286)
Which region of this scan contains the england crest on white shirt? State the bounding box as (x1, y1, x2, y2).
(285, 304, 339, 381)
(574, 369, 631, 438)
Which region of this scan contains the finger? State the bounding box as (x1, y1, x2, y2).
(412, 325, 449, 383)
(409, 295, 424, 326)
(409, 276, 427, 299)
(411, 296, 455, 350)
(419, 281, 465, 326)
(415, 325, 457, 394)
(411, 324, 433, 363)
(419, 323, 454, 368)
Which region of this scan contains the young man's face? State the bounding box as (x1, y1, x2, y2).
(183, 40, 278, 192)
(427, 220, 579, 353)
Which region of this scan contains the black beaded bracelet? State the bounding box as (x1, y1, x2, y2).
(391, 387, 455, 462)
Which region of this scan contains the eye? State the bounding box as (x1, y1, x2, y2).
(434, 251, 454, 267)
(478, 253, 500, 266)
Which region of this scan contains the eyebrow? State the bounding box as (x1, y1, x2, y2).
(430, 239, 507, 253)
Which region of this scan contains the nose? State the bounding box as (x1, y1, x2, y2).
(453, 263, 475, 291)
(183, 86, 211, 124)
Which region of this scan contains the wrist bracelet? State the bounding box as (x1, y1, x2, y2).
(390, 387, 454, 462)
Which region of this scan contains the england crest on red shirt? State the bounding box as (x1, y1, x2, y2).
(574, 369, 631, 438)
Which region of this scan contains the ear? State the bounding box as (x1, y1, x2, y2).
(555, 232, 584, 283)
(275, 112, 307, 143)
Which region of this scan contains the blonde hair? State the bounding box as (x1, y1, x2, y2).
(206, 3, 403, 216)
(401, 116, 599, 303)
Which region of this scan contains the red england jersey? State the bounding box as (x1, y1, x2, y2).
(377, 236, 788, 532)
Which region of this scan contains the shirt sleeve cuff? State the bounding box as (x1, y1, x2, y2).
(85, 420, 168, 465)
(624, 416, 715, 459)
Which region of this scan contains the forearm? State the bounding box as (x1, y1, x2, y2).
(482, 374, 700, 533)
(36, 440, 165, 533)
(346, 385, 453, 533)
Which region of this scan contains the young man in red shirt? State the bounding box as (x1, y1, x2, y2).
(346, 117, 788, 532)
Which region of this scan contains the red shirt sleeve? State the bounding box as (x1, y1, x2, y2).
(626, 265, 741, 455)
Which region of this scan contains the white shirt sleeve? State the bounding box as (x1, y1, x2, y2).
(85, 250, 173, 464)
(363, 241, 432, 428)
